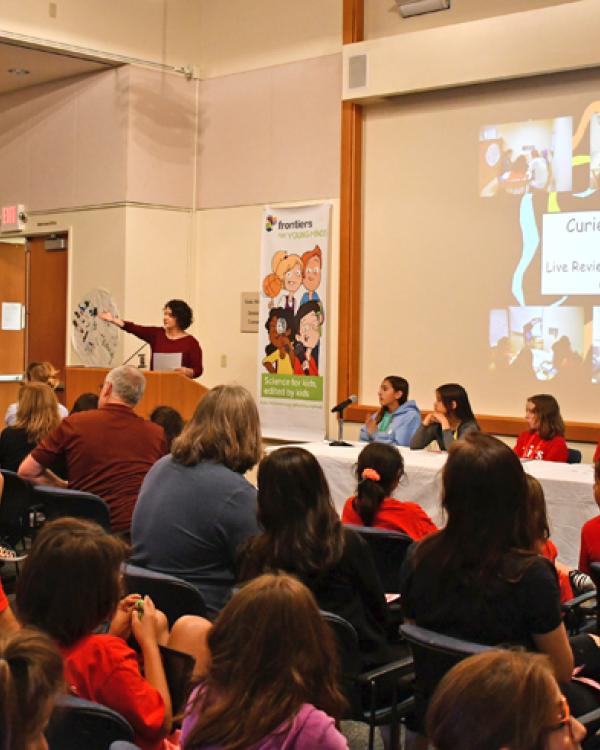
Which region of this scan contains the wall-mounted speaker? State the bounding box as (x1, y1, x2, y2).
(396, 0, 450, 18)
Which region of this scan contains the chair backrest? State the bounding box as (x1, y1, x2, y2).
(46, 695, 134, 750)
(321, 610, 363, 717)
(33, 485, 111, 531)
(122, 562, 208, 625)
(344, 524, 413, 593)
(567, 448, 582, 464)
(110, 744, 142, 750)
(400, 623, 494, 730)
(0, 469, 35, 542)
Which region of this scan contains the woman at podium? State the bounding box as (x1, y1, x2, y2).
(100, 299, 203, 378)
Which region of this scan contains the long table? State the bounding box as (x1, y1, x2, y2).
(288, 441, 597, 569)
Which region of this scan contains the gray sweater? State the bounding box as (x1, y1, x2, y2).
(409, 419, 480, 451)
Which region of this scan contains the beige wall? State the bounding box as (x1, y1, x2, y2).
(197, 54, 341, 209)
(0, 0, 202, 68)
(196, 0, 342, 79)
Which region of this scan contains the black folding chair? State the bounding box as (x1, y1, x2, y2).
(0, 469, 36, 550)
(323, 610, 414, 750)
(46, 695, 134, 749)
(568, 448, 583, 464)
(343, 524, 412, 594)
(33, 485, 111, 531)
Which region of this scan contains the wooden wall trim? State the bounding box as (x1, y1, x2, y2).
(338, 0, 364, 404)
(345, 404, 600, 443)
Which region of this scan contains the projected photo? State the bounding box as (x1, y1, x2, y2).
(489, 306, 584, 381)
(591, 307, 600, 384)
(591, 113, 600, 190)
(479, 116, 573, 198)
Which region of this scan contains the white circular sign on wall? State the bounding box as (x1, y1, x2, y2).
(71, 288, 119, 367)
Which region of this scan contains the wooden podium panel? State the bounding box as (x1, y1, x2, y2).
(65, 367, 208, 421)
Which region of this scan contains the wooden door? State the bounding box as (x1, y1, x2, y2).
(0, 240, 26, 419)
(27, 235, 68, 402)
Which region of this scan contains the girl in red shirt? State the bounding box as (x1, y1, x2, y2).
(342, 442, 437, 540)
(513, 394, 568, 462)
(16, 518, 212, 750)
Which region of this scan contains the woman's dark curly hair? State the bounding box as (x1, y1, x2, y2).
(165, 299, 193, 330)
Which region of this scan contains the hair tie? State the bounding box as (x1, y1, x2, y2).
(361, 468, 380, 482)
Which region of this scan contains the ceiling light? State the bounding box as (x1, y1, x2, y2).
(8, 68, 30, 76)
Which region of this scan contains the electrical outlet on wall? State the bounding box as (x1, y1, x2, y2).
(220, 354, 227, 368)
(49, 2, 57, 17)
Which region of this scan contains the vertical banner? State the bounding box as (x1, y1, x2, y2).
(258, 204, 330, 441)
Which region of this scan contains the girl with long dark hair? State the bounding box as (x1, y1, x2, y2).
(359, 375, 421, 446)
(410, 383, 479, 451)
(401, 432, 600, 738)
(342, 442, 436, 539)
(240, 446, 391, 667)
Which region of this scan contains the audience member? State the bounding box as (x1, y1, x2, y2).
(70, 391, 99, 414)
(342, 442, 437, 539)
(0, 574, 19, 632)
(181, 574, 348, 750)
(525, 474, 573, 602)
(150, 405, 184, 451)
(513, 394, 568, 462)
(400, 432, 600, 733)
(426, 650, 586, 750)
(17, 518, 211, 750)
(359, 376, 421, 446)
(18, 366, 166, 531)
(579, 459, 600, 575)
(410, 383, 479, 451)
(0, 382, 62, 474)
(131, 385, 261, 617)
(0, 628, 64, 750)
(4, 361, 67, 426)
(240, 446, 391, 668)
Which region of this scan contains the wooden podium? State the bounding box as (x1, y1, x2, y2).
(65, 367, 208, 421)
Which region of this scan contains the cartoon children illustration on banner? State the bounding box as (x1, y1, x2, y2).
(261, 245, 324, 376)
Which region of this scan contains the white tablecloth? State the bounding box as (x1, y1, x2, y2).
(281, 441, 597, 569)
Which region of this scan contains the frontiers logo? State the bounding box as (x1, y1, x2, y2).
(265, 215, 278, 232)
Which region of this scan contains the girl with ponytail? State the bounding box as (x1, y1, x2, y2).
(342, 443, 437, 540)
(0, 628, 64, 750)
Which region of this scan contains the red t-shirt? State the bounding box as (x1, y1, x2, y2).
(60, 634, 165, 750)
(32, 404, 166, 530)
(541, 539, 573, 603)
(513, 431, 568, 462)
(342, 496, 437, 540)
(123, 322, 203, 378)
(579, 515, 600, 575)
(0, 578, 8, 614)
(593, 443, 600, 463)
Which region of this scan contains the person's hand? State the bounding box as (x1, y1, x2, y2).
(131, 595, 160, 649)
(99, 310, 115, 323)
(422, 412, 437, 426)
(365, 414, 378, 436)
(433, 413, 450, 430)
(174, 366, 194, 378)
(109, 593, 142, 640)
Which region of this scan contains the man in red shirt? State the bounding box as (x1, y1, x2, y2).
(18, 366, 166, 531)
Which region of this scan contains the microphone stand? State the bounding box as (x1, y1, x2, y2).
(329, 405, 353, 447)
(122, 342, 148, 367)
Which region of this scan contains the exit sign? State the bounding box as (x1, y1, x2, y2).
(1, 204, 26, 232)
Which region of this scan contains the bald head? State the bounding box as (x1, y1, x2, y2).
(101, 366, 146, 407)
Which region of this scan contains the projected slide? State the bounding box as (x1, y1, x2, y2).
(483, 104, 600, 385)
